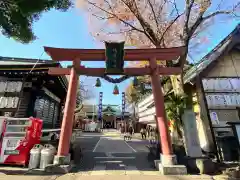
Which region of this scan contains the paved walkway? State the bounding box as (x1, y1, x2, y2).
(0, 174, 229, 180)
(0, 130, 230, 180)
(71, 130, 156, 174)
(93, 136, 135, 153)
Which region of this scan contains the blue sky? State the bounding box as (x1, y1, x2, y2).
(0, 6, 239, 105)
(0, 8, 131, 105)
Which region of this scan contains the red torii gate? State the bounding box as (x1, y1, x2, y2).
(44, 45, 185, 167)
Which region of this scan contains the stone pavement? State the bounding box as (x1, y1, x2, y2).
(0, 174, 230, 180)
(101, 129, 121, 137)
(72, 133, 156, 174)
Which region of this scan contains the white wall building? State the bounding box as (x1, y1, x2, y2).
(137, 94, 156, 127)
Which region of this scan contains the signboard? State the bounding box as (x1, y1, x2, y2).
(210, 112, 219, 125)
(203, 78, 240, 108)
(0, 97, 19, 109)
(202, 78, 240, 92)
(0, 81, 22, 93)
(42, 87, 61, 103)
(105, 42, 125, 74)
(4, 150, 20, 155)
(182, 110, 202, 157)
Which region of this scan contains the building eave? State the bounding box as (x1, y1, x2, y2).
(183, 23, 240, 84)
(0, 56, 68, 91)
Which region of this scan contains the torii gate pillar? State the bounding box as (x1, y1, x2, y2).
(150, 58, 180, 170)
(54, 66, 78, 164)
(150, 58, 172, 153)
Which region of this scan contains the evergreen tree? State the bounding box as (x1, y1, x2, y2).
(0, 0, 72, 43)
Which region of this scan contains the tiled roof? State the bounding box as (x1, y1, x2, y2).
(0, 61, 45, 65)
(0, 56, 56, 65)
(80, 104, 130, 116)
(0, 56, 68, 88)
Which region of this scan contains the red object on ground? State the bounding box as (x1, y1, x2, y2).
(0, 117, 43, 166)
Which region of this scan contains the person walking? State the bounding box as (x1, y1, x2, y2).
(146, 126, 150, 138)
(124, 126, 133, 141)
(150, 127, 155, 143)
(129, 126, 134, 136)
(140, 128, 147, 139)
(120, 125, 125, 134)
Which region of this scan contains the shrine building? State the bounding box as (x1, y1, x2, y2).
(75, 104, 131, 130)
(0, 57, 67, 129)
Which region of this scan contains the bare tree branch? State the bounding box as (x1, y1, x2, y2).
(78, 0, 240, 97)
(171, 0, 180, 16)
(146, 0, 159, 28)
(159, 12, 184, 46)
(185, 0, 195, 37)
(189, 10, 238, 39)
(189, 2, 240, 38)
(216, 0, 225, 10)
(120, 0, 159, 45)
(156, 0, 168, 20)
(203, 10, 239, 21)
(92, 13, 114, 20)
(87, 0, 146, 33)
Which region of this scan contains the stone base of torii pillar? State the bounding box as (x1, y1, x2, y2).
(154, 155, 187, 175)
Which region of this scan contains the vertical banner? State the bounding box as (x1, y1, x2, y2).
(121, 92, 125, 120)
(98, 92, 103, 121)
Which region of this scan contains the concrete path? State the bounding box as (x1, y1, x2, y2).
(93, 136, 136, 153)
(0, 130, 228, 179)
(0, 174, 219, 180)
(71, 130, 156, 175)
